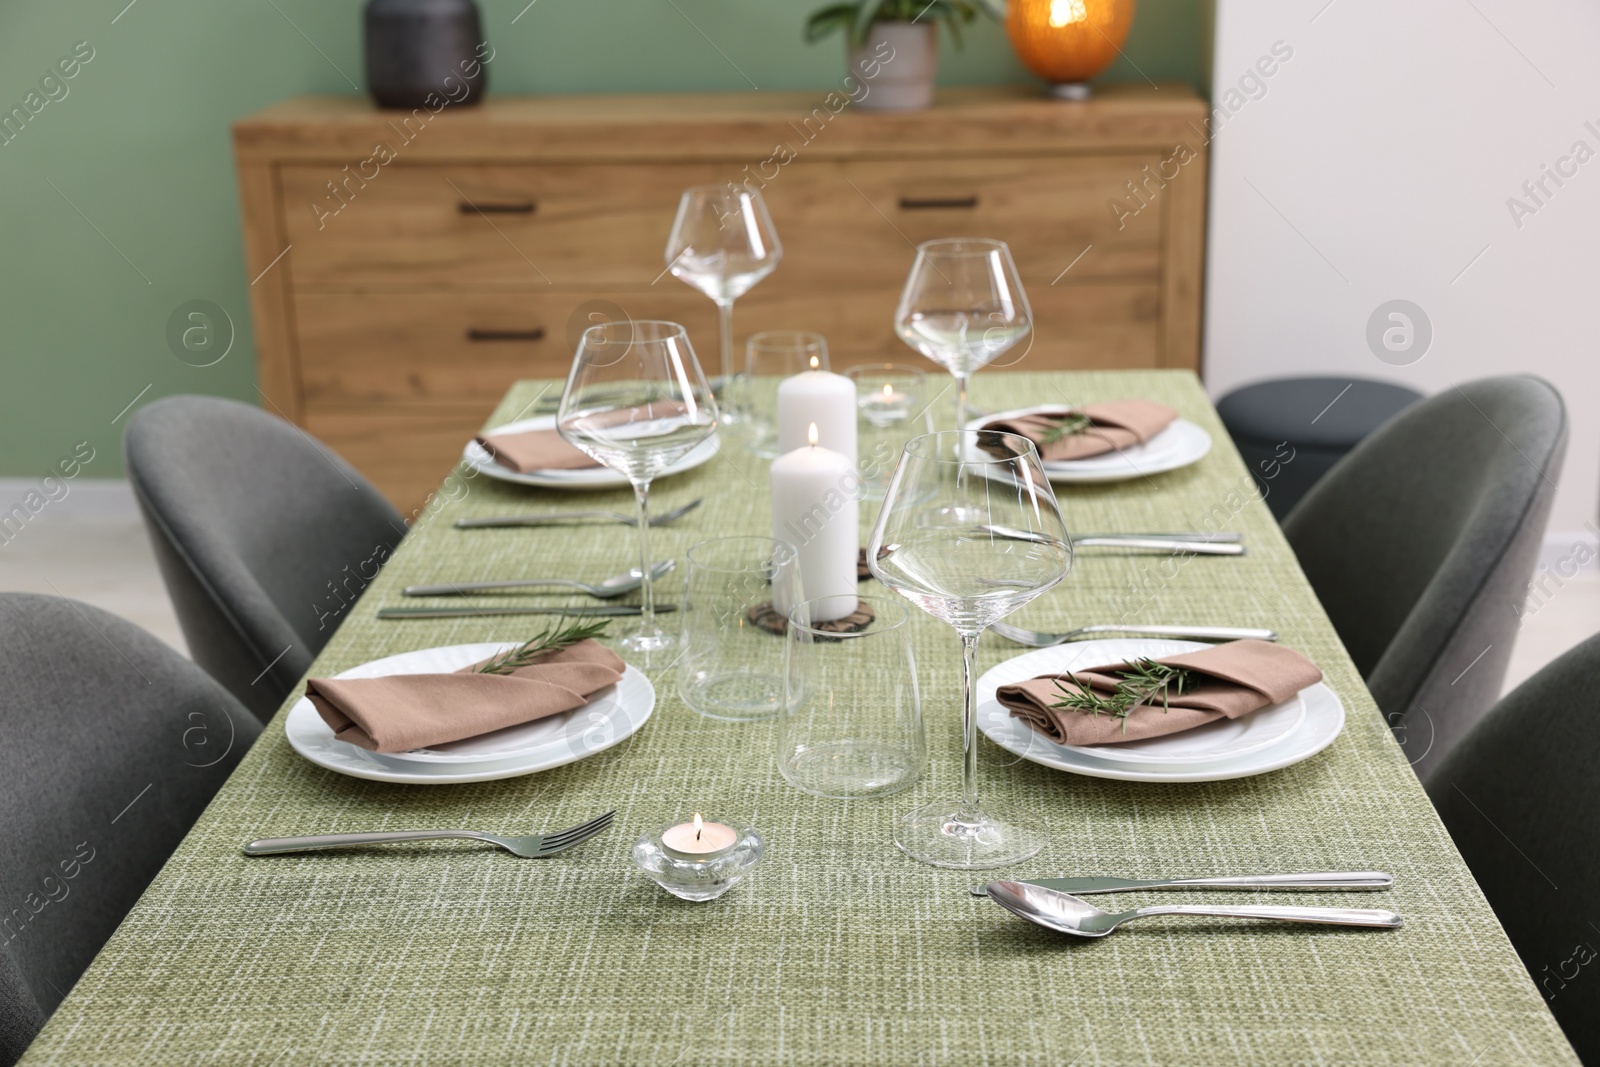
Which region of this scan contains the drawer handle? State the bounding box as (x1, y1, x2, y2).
(898, 195, 979, 210)
(467, 328, 546, 342)
(459, 201, 535, 214)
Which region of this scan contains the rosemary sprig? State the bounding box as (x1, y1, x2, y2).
(1050, 658, 1200, 732)
(1035, 411, 1095, 445)
(474, 617, 612, 675)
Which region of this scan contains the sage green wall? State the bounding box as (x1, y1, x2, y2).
(0, 0, 1205, 478)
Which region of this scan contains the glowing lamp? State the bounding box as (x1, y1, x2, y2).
(1005, 0, 1137, 100)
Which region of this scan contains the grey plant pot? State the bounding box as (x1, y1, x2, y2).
(848, 22, 938, 112)
(364, 0, 487, 110)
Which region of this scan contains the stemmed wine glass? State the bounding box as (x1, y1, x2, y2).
(867, 430, 1072, 868)
(894, 238, 1032, 433)
(557, 320, 719, 667)
(665, 185, 783, 417)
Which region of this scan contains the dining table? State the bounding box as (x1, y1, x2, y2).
(23, 370, 1576, 1066)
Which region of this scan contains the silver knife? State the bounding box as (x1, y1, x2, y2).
(376, 604, 676, 620)
(980, 526, 1245, 556)
(970, 872, 1393, 897)
(1073, 531, 1243, 543)
(1073, 538, 1246, 556)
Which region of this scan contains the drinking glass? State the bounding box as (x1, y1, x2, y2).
(557, 320, 719, 667)
(665, 185, 783, 413)
(866, 430, 1072, 868)
(893, 238, 1032, 433)
(779, 595, 924, 798)
(740, 331, 829, 458)
(846, 363, 931, 498)
(677, 536, 803, 721)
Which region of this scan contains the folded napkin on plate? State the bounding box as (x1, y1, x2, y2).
(475, 427, 598, 473)
(306, 639, 625, 753)
(980, 399, 1179, 462)
(476, 401, 698, 473)
(996, 639, 1321, 747)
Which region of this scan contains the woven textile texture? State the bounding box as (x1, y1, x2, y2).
(22, 372, 1576, 1066)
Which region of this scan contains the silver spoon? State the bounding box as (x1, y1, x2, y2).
(403, 560, 675, 599)
(984, 881, 1402, 938)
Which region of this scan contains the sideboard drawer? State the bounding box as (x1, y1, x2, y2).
(281, 162, 723, 288)
(295, 290, 718, 404)
(776, 156, 1165, 289)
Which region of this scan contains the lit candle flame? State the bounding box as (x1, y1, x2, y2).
(808, 422, 819, 447)
(809, 354, 820, 370)
(692, 812, 703, 840)
(883, 383, 894, 398)
(1049, 0, 1088, 26)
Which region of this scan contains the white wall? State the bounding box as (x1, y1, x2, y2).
(1204, 0, 1600, 536)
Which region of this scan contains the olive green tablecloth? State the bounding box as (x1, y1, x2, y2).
(24, 372, 1575, 1066)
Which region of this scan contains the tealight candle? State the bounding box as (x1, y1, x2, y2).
(661, 813, 738, 857)
(860, 381, 913, 428)
(777, 358, 857, 464)
(770, 423, 860, 623)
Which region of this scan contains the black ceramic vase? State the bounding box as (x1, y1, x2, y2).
(363, 0, 488, 110)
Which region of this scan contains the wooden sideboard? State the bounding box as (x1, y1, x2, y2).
(233, 86, 1209, 510)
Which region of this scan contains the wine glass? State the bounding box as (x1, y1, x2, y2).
(741, 330, 828, 459)
(894, 238, 1032, 433)
(665, 185, 783, 416)
(557, 320, 719, 667)
(866, 429, 1072, 868)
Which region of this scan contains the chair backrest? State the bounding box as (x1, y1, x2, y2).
(125, 396, 407, 723)
(1282, 376, 1565, 778)
(0, 594, 260, 1063)
(1426, 630, 1600, 1062)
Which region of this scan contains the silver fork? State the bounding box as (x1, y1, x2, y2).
(990, 621, 1279, 647)
(242, 810, 615, 858)
(456, 499, 701, 530)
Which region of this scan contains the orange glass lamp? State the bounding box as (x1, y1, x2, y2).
(1006, 0, 1136, 100)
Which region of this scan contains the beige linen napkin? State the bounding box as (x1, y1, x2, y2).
(307, 640, 625, 753)
(980, 399, 1179, 462)
(996, 640, 1321, 747)
(475, 427, 598, 472)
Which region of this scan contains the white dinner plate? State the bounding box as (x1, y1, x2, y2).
(967, 407, 1211, 483)
(976, 638, 1344, 783)
(463, 414, 720, 490)
(284, 643, 654, 784)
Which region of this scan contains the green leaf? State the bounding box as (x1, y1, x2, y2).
(805, 4, 858, 40)
(1036, 411, 1095, 444)
(474, 617, 612, 675)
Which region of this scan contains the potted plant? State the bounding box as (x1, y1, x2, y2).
(805, 0, 1003, 112)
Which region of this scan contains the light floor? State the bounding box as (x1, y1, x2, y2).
(1, 508, 1596, 699)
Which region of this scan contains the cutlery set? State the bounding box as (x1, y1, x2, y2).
(241, 820, 1401, 939)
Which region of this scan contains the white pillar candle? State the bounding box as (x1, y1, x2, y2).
(777, 365, 857, 465)
(771, 424, 859, 623)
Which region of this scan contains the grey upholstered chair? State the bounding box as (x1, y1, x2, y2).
(1427, 631, 1600, 1063)
(1282, 375, 1566, 780)
(1216, 377, 1423, 519)
(125, 396, 407, 723)
(0, 594, 259, 1064)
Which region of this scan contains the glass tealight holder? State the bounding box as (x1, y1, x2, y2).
(739, 331, 829, 459)
(846, 363, 932, 499)
(632, 816, 765, 902)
